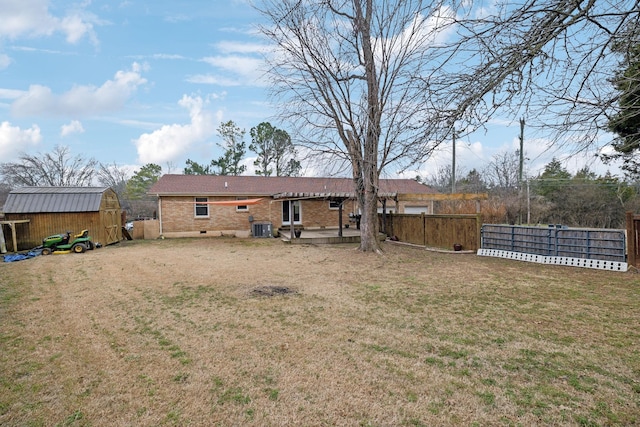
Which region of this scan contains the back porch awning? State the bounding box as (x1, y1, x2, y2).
(195, 198, 264, 206)
(271, 192, 398, 200)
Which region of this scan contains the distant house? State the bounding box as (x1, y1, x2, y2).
(148, 175, 437, 238)
(2, 187, 122, 250)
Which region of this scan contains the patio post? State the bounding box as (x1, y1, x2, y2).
(338, 200, 343, 237)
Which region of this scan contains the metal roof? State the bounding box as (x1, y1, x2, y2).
(3, 187, 110, 213)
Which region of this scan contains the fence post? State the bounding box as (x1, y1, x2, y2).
(0, 224, 6, 253)
(511, 226, 515, 252)
(475, 214, 482, 252)
(626, 212, 636, 267)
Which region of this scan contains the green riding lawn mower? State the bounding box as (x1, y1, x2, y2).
(39, 229, 94, 255)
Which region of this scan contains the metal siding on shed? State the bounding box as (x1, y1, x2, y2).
(3, 187, 108, 213)
(3, 187, 122, 250)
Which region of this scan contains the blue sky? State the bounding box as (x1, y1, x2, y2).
(0, 0, 622, 181)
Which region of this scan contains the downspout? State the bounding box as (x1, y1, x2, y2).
(157, 195, 163, 236)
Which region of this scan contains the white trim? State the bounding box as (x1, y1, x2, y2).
(282, 200, 302, 225)
(236, 197, 249, 212)
(194, 197, 209, 218)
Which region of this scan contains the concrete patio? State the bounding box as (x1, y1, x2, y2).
(279, 227, 385, 245)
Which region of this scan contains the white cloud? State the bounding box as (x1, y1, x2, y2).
(151, 53, 185, 60)
(185, 39, 270, 88)
(60, 120, 84, 137)
(406, 137, 489, 181)
(59, 13, 97, 44)
(0, 0, 99, 44)
(202, 55, 263, 74)
(11, 62, 147, 116)
(192, 54, 267, 87)
(215, 41, 270, 55)
(133, 94, 218, 164)
(186, 74, 246, 87)
(241, 156, 257, 175)
(0, 88, 23, 99)
(0, 121, 42, 161)
(0, 53, 11, 70)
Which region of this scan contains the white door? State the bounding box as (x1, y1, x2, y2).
(282, 201, 301, 225)
(404, 206, 429, 214)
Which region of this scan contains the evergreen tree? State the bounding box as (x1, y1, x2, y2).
(125, 163, 162, 200)
(249, 122, 301, 176)
(183, 159, 213, 175)
(212, 121, 246, 176)
(607, 41, 640, 177)
(534, 158, 572, 198)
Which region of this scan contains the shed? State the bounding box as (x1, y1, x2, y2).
(2, 187, 122, 251)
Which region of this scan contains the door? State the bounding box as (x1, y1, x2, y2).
(282, 201, 301, 225)
(103, 209, 120, 244)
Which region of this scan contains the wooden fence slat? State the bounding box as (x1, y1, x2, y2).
(380, 213, 481, 251)
(626, 211, 640, 268)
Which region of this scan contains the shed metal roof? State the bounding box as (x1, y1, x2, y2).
(3, 187, 110, 213)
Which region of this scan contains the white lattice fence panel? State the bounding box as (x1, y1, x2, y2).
(477, 249, 628, 272)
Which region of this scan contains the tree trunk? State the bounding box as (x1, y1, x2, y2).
(359, 180, 380, 252)
(356, 0, 382, 253)
(347, 130, 380, 253)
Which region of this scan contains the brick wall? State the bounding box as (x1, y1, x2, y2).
(159, 196, 360, 235)
(299, 199, 358, 228)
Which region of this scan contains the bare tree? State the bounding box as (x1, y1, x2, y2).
(97, 162, 129, 193)
(484, 150, 521, 194)
(424, 165, 467, 194)
(97, 162, 132, 212)
(449, 1, 640, 153)
(483, 150, 523, 224)
(0, 182, 11, 209)
(258, 0, 462, 251)
(257, 0, 639, 251)
(0, 145, 97, 187)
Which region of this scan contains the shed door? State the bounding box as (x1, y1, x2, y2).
(103, 209, 119, 244)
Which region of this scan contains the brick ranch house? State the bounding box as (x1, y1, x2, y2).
(148, 175, 438, 238)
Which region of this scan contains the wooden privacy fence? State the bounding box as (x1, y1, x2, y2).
(626, 212, 640, 268)
(380, 213, 482, 251)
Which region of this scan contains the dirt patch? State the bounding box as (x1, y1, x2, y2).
(249, 285, 297, 297)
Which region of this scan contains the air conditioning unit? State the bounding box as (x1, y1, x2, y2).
(252, 222, 272, 238)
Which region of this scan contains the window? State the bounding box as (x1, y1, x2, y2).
(236, 197, 248, 211)
(195, 197, 209, 217)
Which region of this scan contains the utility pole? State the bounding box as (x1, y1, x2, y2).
(519, 118, 525, 184)
(451, 130, 456, 194)
(518, 118, 525, 224)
